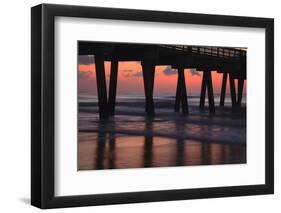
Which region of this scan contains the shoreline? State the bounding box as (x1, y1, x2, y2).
(78, 97, 246, 170)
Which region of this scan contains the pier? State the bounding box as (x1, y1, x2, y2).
(79, 42, 246, 119)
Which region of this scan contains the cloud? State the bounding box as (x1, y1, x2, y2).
(133, 71, 143, 77)
(121, 70, 133, 77)
(163, 66, 177, 75)
(121, 70, 142, 78)
(78, 55, 95, 65)
(162, 66, 201, 76)
(79, 71, 92, 79)
(122, 69, 133, 73)
(190, 68, 201, 76)
(123, 73, 131, 78)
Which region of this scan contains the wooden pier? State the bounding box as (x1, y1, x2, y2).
(79, 42, 246, 118)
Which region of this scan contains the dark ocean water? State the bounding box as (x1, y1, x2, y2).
(78, 93, 246, 170)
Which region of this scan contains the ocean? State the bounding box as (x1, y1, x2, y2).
(78, 93, 246, 170)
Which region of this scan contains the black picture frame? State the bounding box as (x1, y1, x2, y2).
(31, 3, 274, 209)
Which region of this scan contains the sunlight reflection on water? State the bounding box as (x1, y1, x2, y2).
(79, 133, 246, 170)
(78, 96, 246, 170)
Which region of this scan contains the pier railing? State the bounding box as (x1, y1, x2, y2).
(159, 45, 246, 59)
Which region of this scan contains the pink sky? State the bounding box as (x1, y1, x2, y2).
(78, 61, 246, 96)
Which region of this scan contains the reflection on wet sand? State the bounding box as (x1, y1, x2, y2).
(78, 118, 246, 170)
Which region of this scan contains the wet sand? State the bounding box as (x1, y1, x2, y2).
(78, 96, 246, 170)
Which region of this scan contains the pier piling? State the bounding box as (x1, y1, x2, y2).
(108, 59, 119, 116)
(95, 55, 109, 119)
(200, 70, 215, 114)
(142, 61, 155, 116)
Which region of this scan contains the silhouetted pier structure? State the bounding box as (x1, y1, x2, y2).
(79, 42, 246, 119)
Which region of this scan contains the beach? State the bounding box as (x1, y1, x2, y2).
(78, 93, 246, 170)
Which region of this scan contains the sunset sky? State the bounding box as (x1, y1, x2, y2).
(78, 55, 246, 97)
